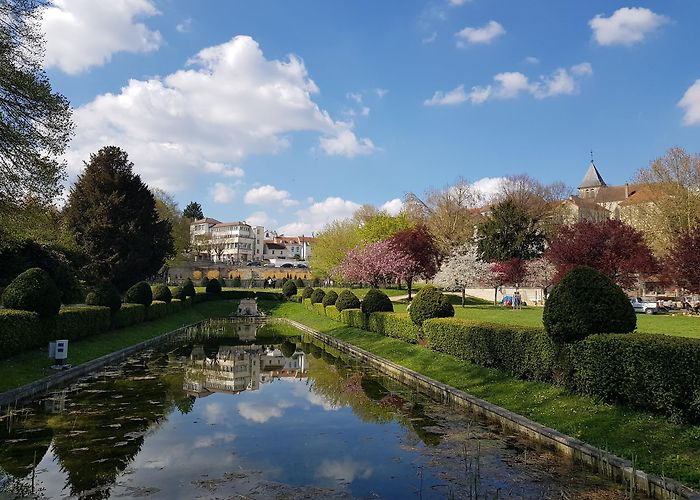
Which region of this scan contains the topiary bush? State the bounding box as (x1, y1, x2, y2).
(282, 280, 298, 298)
(231, 275, 242, 287)
(409, 285, 455, 326)
(543, 266, 636, 342)
(201, 276, 209, 289)
(295, 278, 305, 289)
(1, 267, 61, 317)
(335, 290, 360, 312)
(310, 288, 326, 304)
(124, 281, 153, 307)
(152, 284, 172, 303)
(361, 288, 393, 314)
(322, 290, 338, 307)
(206, 278, 222, 294)
(182, 278, 196, 298)
(85, 282, 122, 315)
(172, 286, 185, 300)
(301, 286, 314, 299)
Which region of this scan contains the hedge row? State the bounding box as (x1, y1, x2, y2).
(1, 294, 201, 360)
(295, 299, 700, 423)
(192, 290, 284, 303)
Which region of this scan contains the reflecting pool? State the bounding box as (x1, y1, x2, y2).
(0, 321, 638, 499)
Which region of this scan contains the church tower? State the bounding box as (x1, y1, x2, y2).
(578, 158, 606, 199)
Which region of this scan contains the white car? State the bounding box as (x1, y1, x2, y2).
(629, 297, 658, 315)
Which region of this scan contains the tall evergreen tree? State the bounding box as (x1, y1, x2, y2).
(182, 201, 204, 220)
(65, 146, 174, 290)
(476, 199, 545, 262)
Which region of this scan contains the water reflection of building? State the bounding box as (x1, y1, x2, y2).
(183, 345, 307, 398)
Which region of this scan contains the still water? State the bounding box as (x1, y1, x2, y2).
(0, 321, 636, 499)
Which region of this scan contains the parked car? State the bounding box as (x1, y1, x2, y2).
(629, 297, 658, 315)
(280, 263, 294, 268)
(246, 261, 261, 267)
(295, 263, 308, 268)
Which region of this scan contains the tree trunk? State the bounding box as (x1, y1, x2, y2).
(461, 287, 466, 307)
(407, 277, 413, 300)
(494, 287, 498, 306)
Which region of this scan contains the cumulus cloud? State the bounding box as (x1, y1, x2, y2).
(679, 79, 700, 126)
(245, 211, 277, 227)
(238, 402, 284, 423)
(589, 7, 667, 46)
(524, 56, 540, 65)
(278, 197, 362, 235)
(316, 459, 373, 483)
(471, 177, 507, 201)
(203, 162, 245, 177)
(41, 0, 162, 74)
(380, 198, 404, 215)
(244, 185, 298, 206)
(65, 36, 376, 192)
(176, 17, 192, 34)
(375, 88, 389, 98)
(455, 20, 505, 46)
(424, 62, 592, 106)
(209, 183, 236, 204)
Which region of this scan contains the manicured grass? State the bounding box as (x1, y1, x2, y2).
(0, 301, 238, 393)
(263, 301, 700, 490)
(391, 301, 700, 339)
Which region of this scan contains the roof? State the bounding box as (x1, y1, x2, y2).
(264, 242, 286, 250)
(593, 185, 638, 204)
(579, 162, 607, 189)
(564, 196, 610, 212)
(191, 217, 221, 225)
(212, 221, 250, 228)
(619, 185, 660, 206)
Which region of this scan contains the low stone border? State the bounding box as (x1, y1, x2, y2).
(0, 320, 207, 408)
(279, 318, 700, 500)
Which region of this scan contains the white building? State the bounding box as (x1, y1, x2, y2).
(190, 218, 265, 263)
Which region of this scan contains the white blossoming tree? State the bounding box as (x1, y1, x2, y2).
(433, 243, 499, 306)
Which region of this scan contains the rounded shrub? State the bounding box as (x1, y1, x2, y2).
(182, 278, 196, 298)
(312, 277, 321, 287)
(152, 284, 172, 304)
(282, 280, 298, 298)
(295, 278, 305, 289)
(124, 281, 153, 307)
(322, 290, 339, 307)
(201, 276, 209, 288)
(361, 288, 394, 314)
(231, 275, 242, 287)
(543, 266, 636, 342)
(206, 278, 222, 294)
(335, 290, 360, 312)
(310, 288, 326, 304)
(172, 286, 185, 300)
(301, 286, 314, 299)
(86, 282, 122, 314)
(1, 267, 61, 317)
(409, 285, 455, 326)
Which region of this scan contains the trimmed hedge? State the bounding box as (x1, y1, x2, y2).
(367, 312, 421, 343)
(2, 267, 61, 317)
(341, 308, 366, 330)
(86, 282, 122, 314)
(0, 309, 52, 358)
(282, 280, 298, 298)
(571, 333, 700, 422)
(256, 291, 283, 301)
(423, 318, 556, 381)
(112, 303, 146, 329)
(409, 285, 454, 326)
(56, 306, 111, 341)
(325, 305, 342, 322)
(206, 278, 222, 294)
(124, 281, 153, 307)
(322, 290, 338, 307)
(310, 288, 326, 304)
(313, 303, 326, 316)
(146, 301, 168, 321)
(182, 279, 196, 298)
(361, 289, 393, 314)
(301, 286, 314, 299)
(167, 298, 185, 315)
(153, 284, 172, 304)
(335, 290, 360, 312)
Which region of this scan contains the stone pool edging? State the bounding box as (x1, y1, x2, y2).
(279, 318, 700, 500)
(0, 320, 208, 409)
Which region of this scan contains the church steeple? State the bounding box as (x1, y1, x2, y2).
(578, 154, 607, 199)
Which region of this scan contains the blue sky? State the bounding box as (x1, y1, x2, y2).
(43, 1, 700, 234)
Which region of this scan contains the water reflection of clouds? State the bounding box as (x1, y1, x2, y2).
(193, 433, 236, 449)
(291, 383, 340, 411)
(315, 458, 374, 483)
(204, 402, 226, 424)
(237, 401, 285, 423)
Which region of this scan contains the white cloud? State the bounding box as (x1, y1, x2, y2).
(238, 402, 284, 423)
(246, 211, 277, 227)
(449, 0, 468, 4)
(209, 183, 236, 204)
(204, 403, 225, 424)
(278, 197, 362, 235)
(455, 20, 505, 46)
(176, 17, 192, 34)
(347, 92, 363, 104)
(471, 177, 506, 201)
(319, 129, 377, 157)
(589, 7, 667, 46)
(315, 459, 373, 483)
(679, 79, 700, 126)
(375, 88, 389, 98)
(41, 0, 162, 74)
(425, 62, 592, 106)
(524, 56, 540, 65)
(244, 185, 298, 206)
(203, 161, 245, 177)
(65, 36, 376, 193)
(380, 198, 404, 215)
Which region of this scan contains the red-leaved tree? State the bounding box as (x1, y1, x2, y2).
(388, 225, 440, 299)
(491, 258, 527, 287)
(665, 226, 700, 293)
(546, 219, 658, 289)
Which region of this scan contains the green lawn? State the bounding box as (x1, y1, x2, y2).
(0, 300, 238, 393)
(263, 301, 700, 490)
(392, 299, 700, 339)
